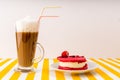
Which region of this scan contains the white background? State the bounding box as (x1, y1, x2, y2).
(0, 0, 120, 58)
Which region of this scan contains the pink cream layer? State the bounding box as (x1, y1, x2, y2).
(57, 56, 87, 63)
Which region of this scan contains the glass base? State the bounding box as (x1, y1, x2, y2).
(14, 66, 35, 73)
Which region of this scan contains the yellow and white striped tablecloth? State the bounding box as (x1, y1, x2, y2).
(0, 58, 120, 80)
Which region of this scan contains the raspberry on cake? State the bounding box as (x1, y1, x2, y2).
(57, 51, 88, 70)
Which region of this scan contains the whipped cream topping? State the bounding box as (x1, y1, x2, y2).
(16, 16, 39, 32)
(59, 62, 87, 68)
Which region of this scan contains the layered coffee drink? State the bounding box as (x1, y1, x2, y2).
(15, 17, 44, 70)
(16, 32, 38, 67)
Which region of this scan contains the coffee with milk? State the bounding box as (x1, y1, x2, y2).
(15, 17, 44, 70)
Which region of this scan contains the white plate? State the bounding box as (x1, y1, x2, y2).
(51, 61, 98, 74)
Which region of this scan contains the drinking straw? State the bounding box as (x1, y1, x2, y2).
(38, 6, 61, 23)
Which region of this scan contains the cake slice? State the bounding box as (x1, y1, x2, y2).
(57, 51, 88, 70)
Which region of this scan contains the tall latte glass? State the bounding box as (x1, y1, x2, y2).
(15, 17, 44, 72)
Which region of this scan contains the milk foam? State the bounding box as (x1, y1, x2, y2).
(16, 16, 39, 32)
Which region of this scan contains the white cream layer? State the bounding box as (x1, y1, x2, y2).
(16, 16, 39, 32)
(59, 62, 86, 68)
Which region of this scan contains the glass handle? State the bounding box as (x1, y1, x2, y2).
(33, 42, 44, 63)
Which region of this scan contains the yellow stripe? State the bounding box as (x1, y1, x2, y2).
(116, 58, 120, 60)
(9, 72, 21, 80)
(53, 58, 59, 63)
(99, 58, 120, 69)
(71, 73, 81, 80)
(84, 72, 96, 80)
(94, 68, 113, 80)
(90, 58, 120, 78)
(10, 63, 38, 80)
(41, 59, 49, 80)
(26, 63, 38, 80)
(53, 58, 65, 80)
(0, 58, 2, 60)
(0, 59, 17, 79)
(0, 58, 11, 66)
(107, 58, 120, 64)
